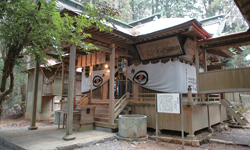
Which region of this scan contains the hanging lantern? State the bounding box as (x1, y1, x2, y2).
(118, 59, 127, 73)
(84, 66, 90, 78)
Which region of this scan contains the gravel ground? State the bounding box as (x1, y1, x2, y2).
(74, 139, 250, 150)
(0, 144, 12, 150)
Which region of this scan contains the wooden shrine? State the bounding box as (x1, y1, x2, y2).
(26, 0, 250, 140)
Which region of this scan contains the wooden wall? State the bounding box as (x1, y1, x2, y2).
(199, 67, 250, 94)
(130, 103, 227, 135)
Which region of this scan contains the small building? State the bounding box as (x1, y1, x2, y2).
(26, 0, 250, 139)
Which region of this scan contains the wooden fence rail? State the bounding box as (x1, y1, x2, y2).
(199, 67, 250, 94)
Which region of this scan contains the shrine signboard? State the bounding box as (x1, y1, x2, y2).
(136, 35, 185, 61)
(156, 93, 180, 114)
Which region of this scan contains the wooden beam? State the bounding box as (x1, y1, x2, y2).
(116, 51, 133, 58)
(83, 41, 111, 53)
(242, 1, 250, 9)
(234, 0, 250, 27)
(204, 38, 250, 50)
(86, 33, 136, 51)
(198, 31, 250, 45)
(194, 36, 199, 93)
(203, 48, 207, 72)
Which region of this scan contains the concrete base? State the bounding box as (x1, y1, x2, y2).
(115, 135, 148, 141)
(187, 135, 196, 139)
(62, 134, 76, 141)
(0, 125, 116, 150)
(94, 126, 118, 133)
(28, 126, 38, 130)
(208, 127, 214, 133)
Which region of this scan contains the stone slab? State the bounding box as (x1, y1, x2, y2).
(0, 125, 116, 150)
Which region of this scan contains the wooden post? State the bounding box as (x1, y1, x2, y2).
(61, 62, 65, 110)
(207, 105, 213, 132)
(207, 105, 211, 127)
(125, 68, 128, 93)
(187, 106, 195, 139)
(194, 36, 199, 93)
(28, 60, 39, 130)
(90, 66, 93, 103)
(188, 86, 193, 102)
(203, 47, 207, 72)
(109, 43, 115, 124)
(63, 45, 76, 141)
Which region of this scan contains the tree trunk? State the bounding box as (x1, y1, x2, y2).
(131, 0, 135, 20)
(0, 48, 19, 122)
(0, 100, 4, 121)
(156, 0, 158, 12)
(152, 0, 154, 15)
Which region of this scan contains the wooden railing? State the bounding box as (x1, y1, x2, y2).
(199, 67, 250, 94)
(129, 93, 156, 101)
(77, 94, 89, 106)
(114, 92, 130, 119)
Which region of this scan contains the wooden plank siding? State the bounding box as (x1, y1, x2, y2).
(129, 103, 227, 134)
(199, 67, 250, 94)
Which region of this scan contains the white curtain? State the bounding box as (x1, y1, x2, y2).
(81, 60, 199, 93)
(125, 61, 198, 93)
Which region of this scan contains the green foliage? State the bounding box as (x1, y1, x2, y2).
(0, 0, 121, 119)
(0, 0, 120, 65)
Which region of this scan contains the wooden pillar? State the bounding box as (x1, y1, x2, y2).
(61, 62, 65, 110)
(109, 43, 115, 124)
(28, 60, 39, 130)
(207, 105, 214, 132)
(90, 66, 93, 103)
(63, 45, 76, 141)
(207, 105, 211, 127)
(203, 47, 207, 72)
(187, 107, 195, 138)
(125, 68, 128, 93)
(194, 36, 199, 93)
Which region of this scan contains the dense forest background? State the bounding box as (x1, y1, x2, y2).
(0, 0, 250, 117)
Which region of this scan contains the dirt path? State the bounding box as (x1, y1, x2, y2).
(0, 114, 53, 129)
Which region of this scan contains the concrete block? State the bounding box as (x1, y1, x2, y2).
(94, 137, 105, 143)
(104, 136, 115, 141)
(77, 140, 95, 147)
(56, 144, 79, 150)
(191, 140, 200, 147)
(94, 126, 116, 133)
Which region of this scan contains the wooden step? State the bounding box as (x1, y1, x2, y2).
(94, 121, 118, 129)
(96, 105, 109, 109)
(94, 117, 109, 122)
(115, 119, 119, 124)
(95, 108, 109, 113)
(95, 113, 109, 117)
